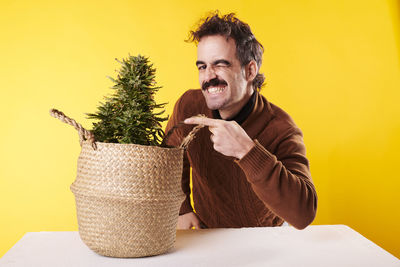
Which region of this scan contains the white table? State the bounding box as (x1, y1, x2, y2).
(1, 225, 399, 267)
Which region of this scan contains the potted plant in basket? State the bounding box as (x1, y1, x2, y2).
(50, 55, 199, 258)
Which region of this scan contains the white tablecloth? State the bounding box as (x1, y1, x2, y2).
(1, 225, 399, 267)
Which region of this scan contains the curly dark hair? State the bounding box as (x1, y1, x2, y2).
(187, 11, 265, 90)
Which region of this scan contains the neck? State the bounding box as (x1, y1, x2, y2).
(219, 88, 254, 120)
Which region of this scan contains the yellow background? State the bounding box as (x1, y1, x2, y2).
(1, 0, 399, 258)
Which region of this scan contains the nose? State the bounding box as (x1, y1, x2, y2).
(204, 65, 217, 82)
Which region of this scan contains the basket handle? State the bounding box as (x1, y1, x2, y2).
(161, 114, 206, 150)
(49, 109, 97, 150)
(50, 108, 204, 150)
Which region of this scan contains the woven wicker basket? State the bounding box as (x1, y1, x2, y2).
(50, 109, 202, 258)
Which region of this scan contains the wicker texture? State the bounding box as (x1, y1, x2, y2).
(49, 109, 202, 258)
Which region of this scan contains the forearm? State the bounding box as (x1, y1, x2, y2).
(236, 139, 317, 229)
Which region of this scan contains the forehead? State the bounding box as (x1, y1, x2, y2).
(197, 35, 238, 62)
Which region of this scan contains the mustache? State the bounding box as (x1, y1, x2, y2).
(202, 78, 228, 91)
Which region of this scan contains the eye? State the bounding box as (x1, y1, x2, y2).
(215, 61, 230, 68)
(197, 65, 206, 71)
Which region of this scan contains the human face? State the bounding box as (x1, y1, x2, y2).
(196, 35, 254, 119)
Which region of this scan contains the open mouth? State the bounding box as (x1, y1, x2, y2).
(206, 86, 226, 94)
(202, 78, 228, 95)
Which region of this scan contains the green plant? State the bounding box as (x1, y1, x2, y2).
(87, 55, 168, 146)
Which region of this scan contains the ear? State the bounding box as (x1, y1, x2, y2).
(245, 60, 258, 82)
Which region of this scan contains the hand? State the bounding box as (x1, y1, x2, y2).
(184, 116, 255, 160)
(177, 212, 202, 229)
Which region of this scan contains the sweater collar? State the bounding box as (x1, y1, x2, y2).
(211, 91, 257, 125)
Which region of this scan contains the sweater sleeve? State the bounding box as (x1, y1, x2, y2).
(235, 129, 317, 229)
(165, 95, 194, 215)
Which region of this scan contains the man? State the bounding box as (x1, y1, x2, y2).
(165, 12, 317, 230)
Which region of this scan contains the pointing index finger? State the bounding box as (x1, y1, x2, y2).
(184, 116, 220, 127)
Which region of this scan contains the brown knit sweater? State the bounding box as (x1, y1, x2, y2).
(165, 89, 317, 229)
